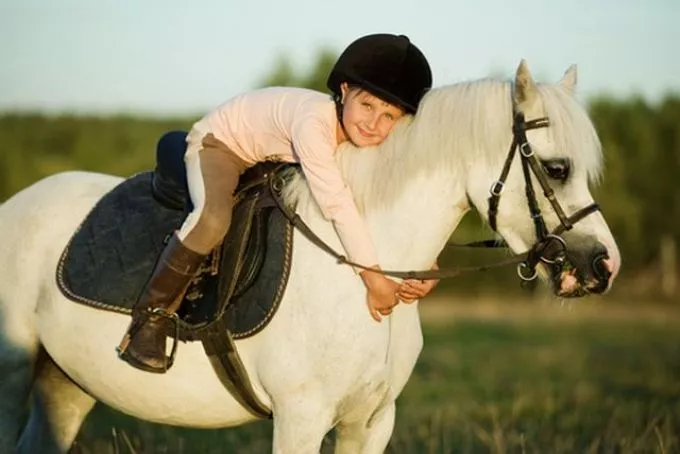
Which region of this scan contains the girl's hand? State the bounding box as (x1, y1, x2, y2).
(397, 279, 438, 303)
(360, 268, 399, 322)
(397, 262, 440, 303)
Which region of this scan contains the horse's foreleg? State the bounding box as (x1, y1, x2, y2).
(18, 352, 95, 454)
(0, 293, 42, 454)
(334, 402, 395, 454)
(272, 399, 335, 454)
(0, 342, 37, 454)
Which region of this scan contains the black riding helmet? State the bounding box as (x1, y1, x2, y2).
(327, 34, 433, 114)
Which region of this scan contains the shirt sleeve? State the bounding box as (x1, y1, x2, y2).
(291, 114, 379, 268)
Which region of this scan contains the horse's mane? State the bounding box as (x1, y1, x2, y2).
(284, 77, 602, 216)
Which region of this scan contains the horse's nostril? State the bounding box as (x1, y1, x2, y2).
(592, 254, 612, 283)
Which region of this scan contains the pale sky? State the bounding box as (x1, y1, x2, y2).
(1, 0, 678, 115)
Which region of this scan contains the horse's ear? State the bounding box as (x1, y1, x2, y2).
(513, 59, 538, 109)
(559, 64, 578, 95)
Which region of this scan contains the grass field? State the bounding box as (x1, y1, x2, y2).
(71, 297, 680, 453)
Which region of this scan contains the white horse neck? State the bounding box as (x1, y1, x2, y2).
(282, 80, 517, 271)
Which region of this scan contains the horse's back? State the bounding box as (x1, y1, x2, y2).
(2, 171, 121, 210)
(1, 171, 121, 239)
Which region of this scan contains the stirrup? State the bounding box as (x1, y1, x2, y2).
(115, 308, 181, 370)
(148, 307, 181, 369)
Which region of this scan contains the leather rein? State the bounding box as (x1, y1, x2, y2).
(269, 111, 600, 282)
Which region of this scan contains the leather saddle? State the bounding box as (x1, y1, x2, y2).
(57, 131, 299, 341)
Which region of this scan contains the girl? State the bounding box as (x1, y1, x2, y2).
(119, 33, 438, 373)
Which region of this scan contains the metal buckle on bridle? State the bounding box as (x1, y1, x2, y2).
(537, 234, 567, 265)
(519, 141, 534, 158)
(489, 180, 504, 196)
(517, 262, 538, 281)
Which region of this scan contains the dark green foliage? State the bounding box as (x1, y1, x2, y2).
(0, 113, 195, 199)
(589, 96, 680, 267)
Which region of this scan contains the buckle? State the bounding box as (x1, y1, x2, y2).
(517, 262, 538, 281)
(538, 234, 567, 265)
(489, 180, 505, 196)
(519, 142, 534, 158)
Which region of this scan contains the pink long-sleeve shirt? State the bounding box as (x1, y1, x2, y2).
(186, 86, 379, 268)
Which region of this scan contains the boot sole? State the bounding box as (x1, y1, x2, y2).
(118, 350, 168, 374)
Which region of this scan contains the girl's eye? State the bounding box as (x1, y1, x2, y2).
(362, 102, 373, 110)
(541, 158, 571, 182)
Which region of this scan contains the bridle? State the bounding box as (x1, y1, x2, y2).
(485, 111, 601, 281)
(269, 109, 601, 283)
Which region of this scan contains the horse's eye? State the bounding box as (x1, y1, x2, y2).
(542, 158, 570, 182)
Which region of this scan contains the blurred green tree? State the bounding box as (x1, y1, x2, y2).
(590, 95, 680, 267)
(258, 49, 336, 94)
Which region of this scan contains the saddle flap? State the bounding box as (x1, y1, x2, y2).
(177, 193, 260, 327)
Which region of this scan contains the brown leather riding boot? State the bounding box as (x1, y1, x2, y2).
(117, 234, 207, 373)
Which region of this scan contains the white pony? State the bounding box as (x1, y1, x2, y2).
(0, 61, 620, 454)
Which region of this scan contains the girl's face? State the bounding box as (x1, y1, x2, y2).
(338, 83, 406, 147)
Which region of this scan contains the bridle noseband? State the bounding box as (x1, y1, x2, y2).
(487, 112, 600, 281)
(269, 110, 601, 283)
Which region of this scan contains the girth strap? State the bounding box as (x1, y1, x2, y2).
(202, 319, 272, 419)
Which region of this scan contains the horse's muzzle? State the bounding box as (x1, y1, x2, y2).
(588, 252, 612, 294)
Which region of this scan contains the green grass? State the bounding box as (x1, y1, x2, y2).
(72, 305, 680, 453)
(392, 316, 680, 453)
